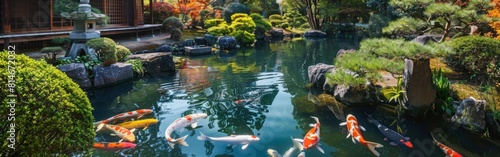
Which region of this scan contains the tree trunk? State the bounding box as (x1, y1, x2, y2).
(439, 21, 451, 42)
(402, 58, 436, 116)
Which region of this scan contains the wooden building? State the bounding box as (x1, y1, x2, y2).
(1, 0, 160, 51)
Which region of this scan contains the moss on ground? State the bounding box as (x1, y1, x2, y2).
(429, 57, 463, 79)
(451, 82, 500, 111)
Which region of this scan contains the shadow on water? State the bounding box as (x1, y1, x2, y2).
(90, 38, 499, 157)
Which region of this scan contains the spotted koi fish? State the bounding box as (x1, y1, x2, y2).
(197, 132, 260, 150)
(431, 133, 463, 157)
(103, 124, 136, 142)
(340, 114, 383, 156)
(117, 118, 158, 130)
(165, 113, 208, 148)
(95, 109, 153, 132)
(293, 116, 325, 157)
(93, 142, 136, 150)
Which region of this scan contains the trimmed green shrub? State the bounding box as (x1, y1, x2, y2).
(269, 14, 282, 20)
(163, 16, 184, 32)
(368, 14, 390, 38)
(116, 45, 131, 62)
(0, 51, 95, 156)
(283, 9, 307, 29)
(281, 23, 290, 29)
(230, 30, 255, 46)
(230, 14, 256, 33)
(86, 37, 117, 66)
(41, 46, 65, 65)
(300, 23, 310, 29)
(270, 20, 284, 27)
(204, 19, 226, 28)
(251, 13, 273, 32)
(223, 3, 250, 23)
(445, 36, 500, 81)
(171, 28, 183, 40)
(207, 23, 233, 36)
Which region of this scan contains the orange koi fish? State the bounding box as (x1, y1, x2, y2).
(93, 142, 136, 150)
(103, 124, 136, 142)
(95, 109, 153, 132)
(117, 118, 158, 130)
(340, 114, 383, 156)
(431, 133, 463, 157)
(293, 116, 325, 156)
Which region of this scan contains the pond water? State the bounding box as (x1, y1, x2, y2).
(89, 38, 500, 157)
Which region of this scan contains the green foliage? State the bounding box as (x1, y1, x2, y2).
(86, 37, 117, 66)
(204, 19, 226, 28)
(58, 55, 101, 74)
(368, 14, 390, 38)
(251, 13, 273, 31)
(0, 51, 94, 156)
(269, 14, 282, 20)
(382, 17, 428, 36)
(223, 3, 251, 23)
(163, 16, 184, 32)
(281, 23, 290, 29)
(382, 78, 406, 106)
(115, 45, 131, 62)
(432, 68, 454, 116)
(170, 28, 183, 40)
(445, 36, 500, 81)
(41, 46, 65, 65)
(230, 14, 256, 32)
(230, 30, 256, 46)
(283, 9, 307, 29)
(51, 37, 71, 45)
(300, 23, 310, 29)
(126, 59, 145, 77)
(327, 38, 451, 86)
(270, 20, 284, 27)
(207, 23, 233, 36)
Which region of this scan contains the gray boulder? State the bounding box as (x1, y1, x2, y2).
(194, 37, 207, 46)
(336, 49, 355, 58)
(216, 36, 239, 50)
(153, 45, 172, 52)
(57, 63, 92, 89)
(183, 39, 196, 47)
(127, 52, 176, 74)
(204, 34, 218, 46)
(304, 30, 327, 38)
(333, 84, 373, 106)
(308, 63, 335, 89)
(269, 28, 284, 37)
(93, 63, 134, 88)
(412, 35, 438, 45)
(452, 97, 486, 133)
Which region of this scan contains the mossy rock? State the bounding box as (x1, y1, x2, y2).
(0, 51, 95, 156)
(116, 45, 131, 62)
(86, 37, 117, 66)
(451, 83, 500, 110)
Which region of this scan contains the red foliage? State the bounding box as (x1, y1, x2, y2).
(488, 0, 500, 39)
(144, 2, 179, 22)
(175, 0, 211, 21)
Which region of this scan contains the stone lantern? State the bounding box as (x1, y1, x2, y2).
(65, 0, 106, 59)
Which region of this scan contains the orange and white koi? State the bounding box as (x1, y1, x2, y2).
(197, 132, 260, 150)
(93, 142, 136, 150)
(293, 116, 325, 156)
(117, 118, 158, 130)
(340, 114, 383, 156)
(95, 109, 153, 132)
(103, 124, 136, 142)
(165, 113, 208, 148)
(431, 133, 463, 157)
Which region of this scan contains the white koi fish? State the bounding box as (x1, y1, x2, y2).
(165, 113, 208, 148)
(267, 137, 303, 157)
(197, 132, 260, 150)
(340, 114, 384, 156)
(95, 109, 153, 132)
(103, 124, 136, 142)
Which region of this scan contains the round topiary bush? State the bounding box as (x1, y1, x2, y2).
(163, 16, 184, 33)
(116, 45, 131, 62)
(171, 28, 183, 40)
(223, 3, 250, 23)
(269, 14, 282, 20)
(86, 37, 117, 66)
(0, 51, 95, 156)
(445, 36, 500, 81)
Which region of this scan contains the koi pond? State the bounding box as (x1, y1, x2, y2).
(89, 38, 500, 157)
